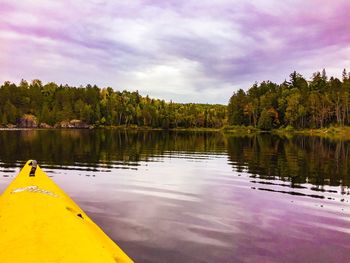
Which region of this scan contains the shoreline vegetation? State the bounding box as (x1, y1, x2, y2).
(2, 68, 350, 139)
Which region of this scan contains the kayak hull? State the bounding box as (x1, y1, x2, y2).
(0, 160, 133, 263)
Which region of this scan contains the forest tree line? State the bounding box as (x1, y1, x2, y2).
(0, 79, 226, 128)
(228, 69, 350, 130)
(1, 69, 350, 130)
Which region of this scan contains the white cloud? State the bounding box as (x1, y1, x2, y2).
(1, 0, 350, 103)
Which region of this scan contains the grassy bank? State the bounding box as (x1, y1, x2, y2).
(222, 125, 350, 140)
(273, 126, 350, 140)
(222, 125, 261, 135)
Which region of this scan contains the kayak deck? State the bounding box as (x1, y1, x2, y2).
(0, 160, 133, 263)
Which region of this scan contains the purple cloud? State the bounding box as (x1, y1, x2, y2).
(0, 0, 349, 103)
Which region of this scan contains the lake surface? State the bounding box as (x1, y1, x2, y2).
(0, 130, 350, 262)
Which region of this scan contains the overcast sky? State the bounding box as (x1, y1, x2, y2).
(1, 0, 349, 104)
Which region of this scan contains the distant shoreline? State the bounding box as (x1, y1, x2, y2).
(2, 125, 350, 140)
(0, 126, 222, 132)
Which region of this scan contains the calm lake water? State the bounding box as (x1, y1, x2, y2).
(0, 130, 350, 262)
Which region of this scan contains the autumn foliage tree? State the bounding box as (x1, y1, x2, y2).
(0, 79, 227, 128)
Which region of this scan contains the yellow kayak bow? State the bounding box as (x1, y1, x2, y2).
(0, 160, 133, 263)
